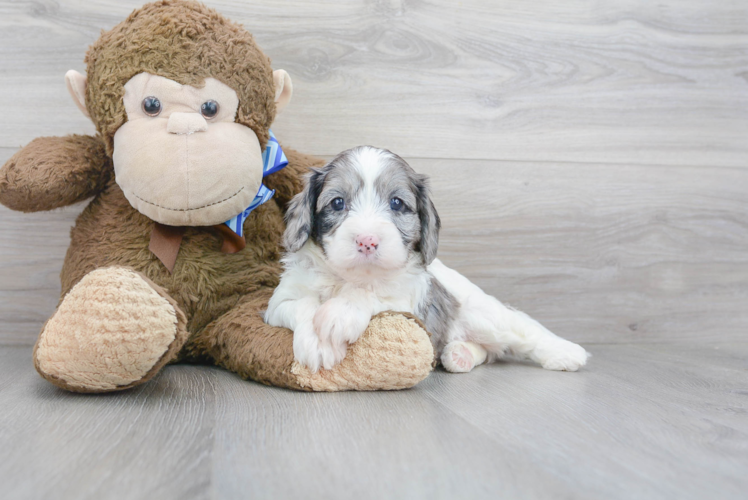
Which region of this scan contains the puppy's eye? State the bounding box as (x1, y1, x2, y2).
(390, 197, 404, 211)
(331, 198, 346, 211)
(142, 96, 161, 117)
(201, 100, 219, 119)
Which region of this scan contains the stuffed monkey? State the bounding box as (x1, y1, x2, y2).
(0, 0, 434, 393)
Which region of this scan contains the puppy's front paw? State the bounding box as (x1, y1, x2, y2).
(538, 340, 590, 372)
(313, 298, 370, 368)
(294, 302, 363, 372)
(318, 337, 348, 371)
(293, 323, 323, 373)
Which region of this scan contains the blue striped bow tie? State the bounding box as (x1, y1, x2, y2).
(224, 129, 288, 237)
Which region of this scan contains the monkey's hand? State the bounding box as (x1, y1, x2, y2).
(0, 134, 111, 212)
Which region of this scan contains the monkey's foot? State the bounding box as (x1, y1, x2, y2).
(34, 267, 188, 393)
(291, 312, 435, 391)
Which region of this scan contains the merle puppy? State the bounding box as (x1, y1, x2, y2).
(265, 146, 589, 373)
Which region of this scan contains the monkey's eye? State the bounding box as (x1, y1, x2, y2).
(390, 197, 404, 211)
(200, 100, 219, 119)
(141, 96, 161, 117)
(331, 198, 346, 211)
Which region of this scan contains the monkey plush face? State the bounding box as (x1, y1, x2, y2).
(62, 0, 294, 227)
(111, 72, 263, 226)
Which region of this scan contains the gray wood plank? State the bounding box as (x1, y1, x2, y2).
(0, 347, 215, 500)
(2, 343, 746, 499)
(2, 155, 746, 345)
(422, 343, 748, 500)
(0, 0, 746, 166)
(211, 368, 572, 499)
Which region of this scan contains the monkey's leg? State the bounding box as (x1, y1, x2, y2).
(34, 267, 188, 393)
(194, 288, 435, 391)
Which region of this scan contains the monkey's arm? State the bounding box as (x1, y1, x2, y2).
(0, 134, 111, 212)
(264, 146, 324, 212)
(190, 287, 435, 391)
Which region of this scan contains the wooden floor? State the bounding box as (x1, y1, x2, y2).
(1, 1, 747, 499)
(1, 342, 746, 500)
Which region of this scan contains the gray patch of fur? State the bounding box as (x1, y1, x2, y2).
(311, 151, 365, 250)
(373, 156, 419, 209)
(283, 150, 364, 252)
(283, 176, 316, 252)
(374, 157, 421, 249)
(417, 275, 460, 356)
(314, 155, 364, 212)
(413, 175, 440, 265)
(370, 149, 441, 265)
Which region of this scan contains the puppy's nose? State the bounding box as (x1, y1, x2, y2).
(356, 235, 380, 255)
(167, 112, 208, 135)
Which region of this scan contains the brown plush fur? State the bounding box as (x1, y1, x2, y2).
(0, 0, 434, 393)
(57, 146, 318, 390)
(291, 312, 436, 391)
(85, 0, 276, 155)
(0, 135, 110, 212)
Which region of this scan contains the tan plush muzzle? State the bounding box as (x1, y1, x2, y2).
(112, 73, 265, 226)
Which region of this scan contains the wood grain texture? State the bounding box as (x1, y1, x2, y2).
(422, 342, 748, 500)
(1, 343, 746, 499)
(0, 0, 746, 166)
(0, 347, 215, 500)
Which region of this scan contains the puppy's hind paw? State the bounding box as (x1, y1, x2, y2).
(539, 342, 590, 372)
(441, 341, 477, 373)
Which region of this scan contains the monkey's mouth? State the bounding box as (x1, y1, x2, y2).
(119, 180, 258, 227)
(131, 186, 245, 212)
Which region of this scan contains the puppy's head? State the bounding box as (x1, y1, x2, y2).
(284, 146, 440, 274)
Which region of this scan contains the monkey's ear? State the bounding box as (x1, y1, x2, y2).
(273, 69, 293, 113)
(65, 70, 89, 118)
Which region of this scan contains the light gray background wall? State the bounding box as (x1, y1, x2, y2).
(1, 0, 747, 344)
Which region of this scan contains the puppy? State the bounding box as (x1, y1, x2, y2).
(265, 146, 589, 373)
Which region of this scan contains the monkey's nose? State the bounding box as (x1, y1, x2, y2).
(167, 112, 208, 135)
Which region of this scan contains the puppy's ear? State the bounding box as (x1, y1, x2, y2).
(283, 168, 325, 252)
(414, 173, 441, 265)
